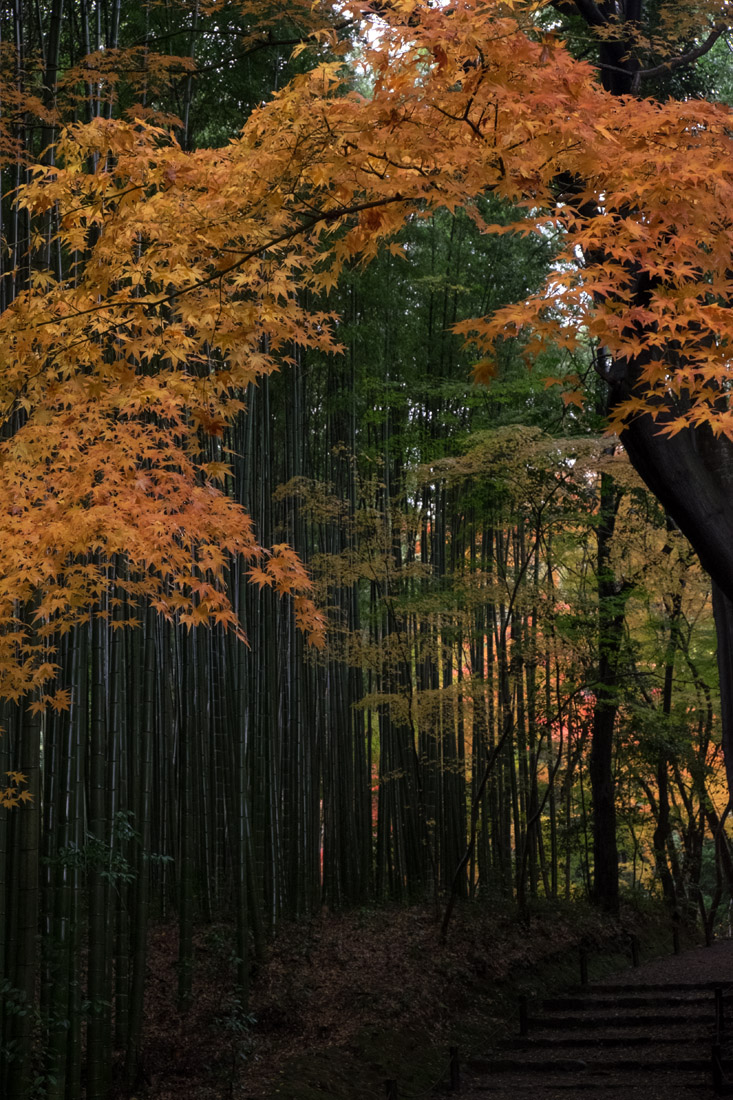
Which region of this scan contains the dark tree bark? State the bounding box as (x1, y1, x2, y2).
(613, 401, 733, 794)
(652, 588, 682, 910)
(557, 0, 733, 838)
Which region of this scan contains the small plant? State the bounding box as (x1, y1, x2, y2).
(216, 997, 257, 1097)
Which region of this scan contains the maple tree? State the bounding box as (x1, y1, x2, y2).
(3, 1, 732, 888)
(6, 0, 733, 706)
(0, 0, 351, 719)
(3, 1, 733, 1093)
(0, 771, 29, 810)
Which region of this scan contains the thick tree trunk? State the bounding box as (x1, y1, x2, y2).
(617, 412, 733, 793)
(618, 418, 733, 604)
(562, 0, 733, 805)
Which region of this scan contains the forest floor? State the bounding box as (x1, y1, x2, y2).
(138, 894, 687, 1100)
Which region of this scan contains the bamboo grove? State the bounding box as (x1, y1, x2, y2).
(1, 1, 733, 1097)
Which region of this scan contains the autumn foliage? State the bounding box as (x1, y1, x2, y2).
(1, 0, 731, 696)
(4, 6, 733, 1097)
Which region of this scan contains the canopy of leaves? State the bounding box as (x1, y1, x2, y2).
(3, 0, 733, 697)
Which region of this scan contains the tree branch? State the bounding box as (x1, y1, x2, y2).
(553, 2, 729, 88)
(638, 23, 729, 80)
(550, 0, 607, 29)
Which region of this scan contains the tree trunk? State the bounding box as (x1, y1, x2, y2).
(713, 584, 733, 797)
(563, 0, 733, 805)
(589, 472, 626, 913)
(616, 410, 733, 792)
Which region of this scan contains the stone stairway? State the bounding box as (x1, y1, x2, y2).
(463, 968, 733, 1098)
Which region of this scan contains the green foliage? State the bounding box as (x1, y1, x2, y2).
(45, 811, 140, 884)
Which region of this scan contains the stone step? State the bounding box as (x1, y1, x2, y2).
(520, 1026, 715, 1044)
(470, 1055, 712, 1074)
(529, 1012, 711, 1030)
(504, 1034, 706, 1050)
(462, 1071, 713, 1097)
(587, 980, 731, 993)
(543, 993, 722, 1011)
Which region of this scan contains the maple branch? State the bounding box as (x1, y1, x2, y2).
(129, 194, 410, 306)
(15, 194, 406, 338)
(637, 23, 729, 81)
(228, 23, 355, 58)
(130, 20, 355, 55)
(555, 0, 729, 90)
(0, 191, 412, 426)
(550, 0, 607, 29)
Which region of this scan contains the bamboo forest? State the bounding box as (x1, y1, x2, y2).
(5, 1, 733, 1098)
